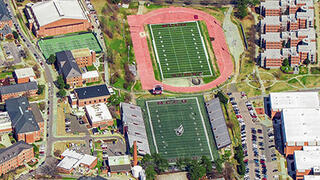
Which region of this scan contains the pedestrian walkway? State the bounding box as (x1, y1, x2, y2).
(223, 7, 244, 83)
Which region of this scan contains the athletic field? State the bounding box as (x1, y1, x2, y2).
(38, 33, 102, 59)
(139, 97, 217, 162)
(149, 21, 213, 79)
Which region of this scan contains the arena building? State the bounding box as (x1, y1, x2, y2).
(25, 0, 91, 37)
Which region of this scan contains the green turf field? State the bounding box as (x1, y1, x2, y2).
(140, 97, 217, 162)
(149, 21, 213, 79)
(38, 33, 102, 59)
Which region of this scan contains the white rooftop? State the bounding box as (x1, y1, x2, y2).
(14, 68, 35, 79)
(304, 175, 320, 180)
(282, 108, 320, 145)
(31, 0, 88, 27)
(58, 149, 97, 170)
(270, 92, 320, 110)
(85, 103, 112, 123)
(57, 156, 79, 170)
(294, 149, 320, 172)
(82, 70, 99, 80)
(0, 112, 11, 131)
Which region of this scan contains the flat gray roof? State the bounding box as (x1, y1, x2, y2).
(205, 98, 231, 149)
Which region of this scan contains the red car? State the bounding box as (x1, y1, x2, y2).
(262, 178, 267, 180)
(236, 115, 242, 118)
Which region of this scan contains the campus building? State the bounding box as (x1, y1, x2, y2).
(14, 67, 36, 84)
(0, 0, 12, 29)
(71, 84, 110, 107)
(281, 108, 320, 156)
(57, 149, 97, 174)
(0, 141, 34, 176)
(205, 98, 231, 149)
(56, 49, 98, 88)
(294, 146, 320, 179)
(85, 103, 113, 128)
(0, 112, 12, 134)
(269, 92, 319, 118)
(260, 0, 316, 68)
(70, 48, 96, 67)
(6, 97, 44, 143)
(107, 155, 131, 173)
(0, 81, 38, 102)
(121, 103, 150, 155)
(24, 0, 91, 37)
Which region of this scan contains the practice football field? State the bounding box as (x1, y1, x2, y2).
(142, 97, 217, 162)
(149, 21, 213, 79)
(38, 33, 102, 59)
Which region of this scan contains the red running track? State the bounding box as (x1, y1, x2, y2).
(128, 7, 233, 93)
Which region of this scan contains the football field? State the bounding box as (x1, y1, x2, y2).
(142, 97, 217, 162)
(38, 33, 102, 59)
(149, 21, 213, 79)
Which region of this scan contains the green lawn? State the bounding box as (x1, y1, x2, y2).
(0, 71, 12, 79)
(86, 65, 97, 71)
(38, 33, 102, 59)
(149, 21, 213, 79)
(137, 96, 218, 162)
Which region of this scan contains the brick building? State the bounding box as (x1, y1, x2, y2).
(0, 81, 38, 102)
(6, 97, 44, 143)
(57, 149, 97, 174)
(0, 141, 34, 176)
(71, 48, 96, 67)
(56, 50, 83, 88)
(71, 84, 110, 107)
(56, 49, 99, 88)
(85, 103, 113, 128)
(14, 67, 36, 84)
(24, 0, 91, 37)
(260, 0, 316, 68)
(0, 0, 12, 29)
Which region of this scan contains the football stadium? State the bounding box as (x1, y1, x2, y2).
(38, 33, 102, 59)
(149, 21, 213, 79)
(138, 96, 218, 162)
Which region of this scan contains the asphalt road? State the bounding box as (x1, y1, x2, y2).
(5, 0, 56, 158)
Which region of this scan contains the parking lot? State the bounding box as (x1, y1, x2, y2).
(65, 114, 88, 135)
(229, 92, 279, 180)
(2, 42, 22, 65)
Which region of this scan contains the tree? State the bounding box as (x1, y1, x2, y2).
(176, 158, 185, 170)
(65, 84, 70, 89)
(145, 165, 157, 180)
(108, 94, 122, 106)
(201, 156, 212, 174)
(303, 58, 310, 65)
(216, 91, 228, 104)
(214, 158, 224, 173)
(58, 89, 66, 97)
(152, 153, 169, 173)
(237, 3, 248, 19)
(12, 31, 19, 39)
(186, 160, 206, 180)
(56, 75, 65, 89)
(48, 54, 56, 64)
(282, 58, 289, 67)
(37, 84, 45, 95)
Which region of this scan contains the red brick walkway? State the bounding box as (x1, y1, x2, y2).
(128, 7, 233, 93)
